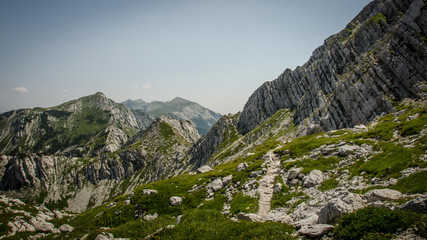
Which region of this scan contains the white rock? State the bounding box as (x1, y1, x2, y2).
(143, 213, 158, 221)
(237, 162, 248, 171)
(298, 224, 334, 237)
(207, 178, 223, 192)
(59, 224, 74, 233)
(303, 170, 324, 188)
(318, 198, 352, 224)
(176, 215, 183, 224)
(169, 196, 183, 206)
(263, 209, 293, 224)
(142, 189, 158, 195)
(399, 197, 427, 213)
(365, 189, 402, 202)
(222, 175, 233, 186)
(294, 214, 319, 229)
(196, 165, 213, 174)
(52, 210, 63, 219)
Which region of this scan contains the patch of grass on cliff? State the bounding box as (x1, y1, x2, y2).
(319, 177, 339, 191)
(391, 171, 427, 194)
(271, 191, 305, 210)
(282, 156, 340, 174)
(152, 209, 296, 240)
(230, 192, 259, 214)
(352, 142, 422, 178)
(334, 206, 425, 240)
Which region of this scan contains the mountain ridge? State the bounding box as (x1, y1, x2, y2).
(122, 97, 222, 135)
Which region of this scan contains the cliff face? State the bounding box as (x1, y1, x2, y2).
(237, 0, 427, 135)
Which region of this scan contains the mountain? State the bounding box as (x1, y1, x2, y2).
(0, 92, 141, 157)
(122, 97, 222, 135)
(0, 0, 426, 239)
(0, 115, 199, 212)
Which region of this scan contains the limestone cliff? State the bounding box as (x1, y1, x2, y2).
(237, 0, 427, 135)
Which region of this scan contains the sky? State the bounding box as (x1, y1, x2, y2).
(0, 0, 372, 114)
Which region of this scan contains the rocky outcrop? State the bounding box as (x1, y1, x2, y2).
(237, 0, 427, 135)
(189, 113, 240, 168)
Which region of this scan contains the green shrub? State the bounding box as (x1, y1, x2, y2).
(319, 178, 339, 191)
(334, 206, 423, 240)
(391, 171, 427, 194)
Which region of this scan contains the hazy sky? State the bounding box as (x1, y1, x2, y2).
(0, 0, 371, 114)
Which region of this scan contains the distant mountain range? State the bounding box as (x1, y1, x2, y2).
(122, 97, 222, 135)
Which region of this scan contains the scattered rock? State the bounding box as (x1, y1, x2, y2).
(298, 224, 334, 237)
(207, 178, 223, 192)
(196, 165, 213, 174)
(263, 210, 293, 224)
(143, 213, 158, 221)
(52, 210, 63, 219)
(303, 170, 324, 188)
(222, 175, 233, 186)
(59, 224, 74, 233)
(294, 214, 319, 229)
(365, 189, 402, 202)
(142, 189, 158, 195)
(169, 196, 182, 206)
(176, 215, 183, 224)
(318, 198, 352, 224)
(237, 162, 248, 171)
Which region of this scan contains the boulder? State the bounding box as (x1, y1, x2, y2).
(196, 165, 213, 174)
(263, 210, 293, 224)
(59, 224, 74, 233)
(222, 175, 233, 186)
(53, 210, 63, 219)
(143, 213, 158, 221)
(207, 178, 223, 192)
(298, 224, 334, 237)
(303, 170, 324, 188)
(341, 193, 365, 211)
(237, 162, 248, 171)
(365, 189, 402, 202)
(399, 197, 427, 213)
(142, 189, 158, 195)
(169, 196, 183, 206)
(318, 198, 352, 224)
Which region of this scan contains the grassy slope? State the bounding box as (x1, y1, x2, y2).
(3, 101, 426, 239)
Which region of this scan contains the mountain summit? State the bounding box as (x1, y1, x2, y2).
(122, 97, 222, 135)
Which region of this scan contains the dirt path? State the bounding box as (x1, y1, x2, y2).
(257, 149, 281, 217)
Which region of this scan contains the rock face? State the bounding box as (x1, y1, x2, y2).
(189, 114, 241, 168)
(237, 0, 427, 135)
(122, 97, 222, 135)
